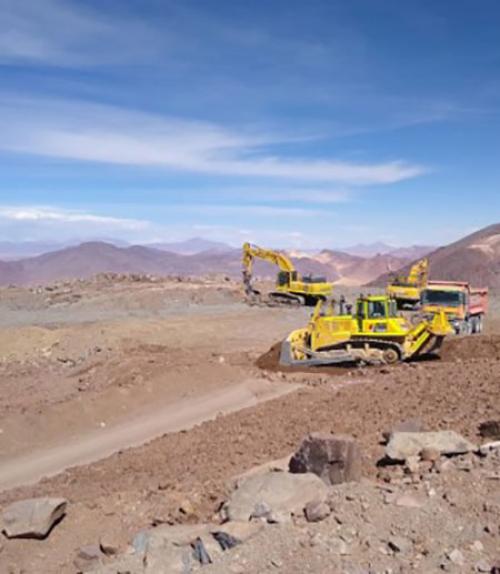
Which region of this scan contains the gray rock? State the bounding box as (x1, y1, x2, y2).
(78, 545, 102, 561)
(388, 536, 413, 554)
(394, 494, 425, 509)
(386, 431, 476, 462)
(304, 500, 331, 523)
(289, 433, 362, 485)
(479, 440, 500, 455)
(479, 419, 500, 439)
(211, 521, 263, 544)
(328, 535, 349, 555)
(475, 558, 492, 572)
(447, 548, 465, 566)
(383, 418, 424, 442)
(1, 497, 67, 539)
(221, 470, 328, 522)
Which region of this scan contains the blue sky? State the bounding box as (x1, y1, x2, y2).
(0, 0, 499, 248)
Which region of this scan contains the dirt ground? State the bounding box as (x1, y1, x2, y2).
(0, 278, 499, 573)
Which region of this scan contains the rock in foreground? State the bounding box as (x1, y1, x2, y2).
(289, 433, 362, 485)
(221, 471, 328, 522)
(2, 497, 67, 539)
(385, 430, 476, 462)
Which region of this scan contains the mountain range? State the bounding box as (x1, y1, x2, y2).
(0, 225, 498, 287)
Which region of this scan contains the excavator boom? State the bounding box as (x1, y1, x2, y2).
(386, 257, 429, 309)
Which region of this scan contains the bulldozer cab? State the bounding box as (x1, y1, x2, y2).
(355, 296, 398, 330)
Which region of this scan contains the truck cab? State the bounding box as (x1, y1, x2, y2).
(421, 281, 488, 335)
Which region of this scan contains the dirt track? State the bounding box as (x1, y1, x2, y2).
(0, 279, 499, 573)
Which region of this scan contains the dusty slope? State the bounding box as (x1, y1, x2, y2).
(1, 331, 499, 572)
(372, 222, 500, 288)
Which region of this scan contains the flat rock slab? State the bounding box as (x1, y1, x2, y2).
(2, 497, 67, 539)
(221, 471, 328, 522)
(385, 431, 476, 462)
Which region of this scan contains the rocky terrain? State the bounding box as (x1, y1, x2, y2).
(0, 275, 498, 573)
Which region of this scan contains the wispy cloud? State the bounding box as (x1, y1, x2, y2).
(0, 206, 149, 230)
(0, 97, 426, 185)
(0, 0, 158, 65)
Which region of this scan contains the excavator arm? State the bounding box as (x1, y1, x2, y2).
(407, 258, 429, 287)
(242, 242, 296, 297)
(242, 242, 295, 275)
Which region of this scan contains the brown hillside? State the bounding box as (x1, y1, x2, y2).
(370, 223, 500, 288)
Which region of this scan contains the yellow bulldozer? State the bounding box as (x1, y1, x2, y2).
(386, 258, 429, 309)
(242, 242, 333, 306)
(280, 294, 452, 367)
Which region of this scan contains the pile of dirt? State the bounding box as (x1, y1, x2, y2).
(255, 341, 352, 376)
(440, 334, 500, 361)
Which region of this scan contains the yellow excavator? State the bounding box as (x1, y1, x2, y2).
(280, 294, 452, 367)
(386, 258, 429, 309)
(242, 242, 333, 306)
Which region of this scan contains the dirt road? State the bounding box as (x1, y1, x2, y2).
(0, 378, 300, 492)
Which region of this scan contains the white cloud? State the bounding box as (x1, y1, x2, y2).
(0, 206, 149, 230)
(0, 97, 426, 185)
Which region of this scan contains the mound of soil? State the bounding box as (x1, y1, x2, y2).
(255, 341, 353, 376)
(440, 334, 500, 362)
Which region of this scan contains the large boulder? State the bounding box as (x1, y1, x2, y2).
(221, 470, 328, 522)
(289, 433, 362, 485)
(385, 431, 476, 462)
(1, 497, 67, 539)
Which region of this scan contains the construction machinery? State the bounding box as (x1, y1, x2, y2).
(386, 258, 429, 309)
(280, 294, 453, 367)
(420, 281, 488, 335)
(242, 242, 333, 306)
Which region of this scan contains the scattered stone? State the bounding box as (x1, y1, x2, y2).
(447, 548, 465, 566)
(1, 497, 67, 539)
(221, 470, 328, 522)
(420, 447, 440, 462)
(178, 499, 196, 517)
(386, 431, 476, 462)
(304, 499, 331, 523)
(479, 441, 500, 456)
(388, 536, 413, 554)
(394, 494, 425, 509)
(328, 535, 349, 555)
(405, 455, 420, 474)
(78, 545, 102, 561)
(99, 532, 121, 556)
(211, 521, 263, 545)
(383, 418, 424, 442)
(471, 540, 484, 552)
(475, 559, 492, 572)
(289, 433, 362, 485)
(479, 420, 500, 440)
